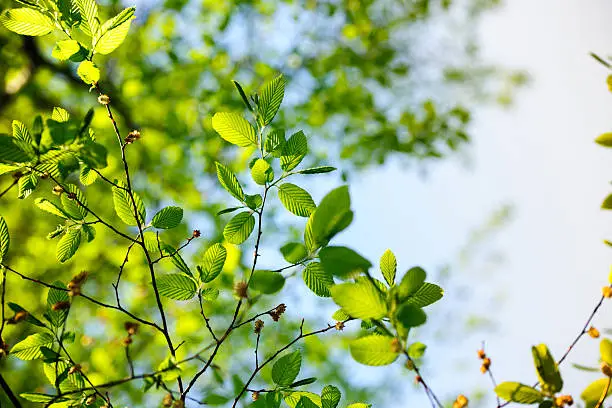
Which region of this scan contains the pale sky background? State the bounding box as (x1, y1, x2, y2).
(334, 0, 612, 405)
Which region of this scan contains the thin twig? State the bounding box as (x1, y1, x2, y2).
(0, 372, 22, 408)
(0, 179, 18, 200)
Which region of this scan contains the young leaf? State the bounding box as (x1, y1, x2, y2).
(212, 112, 257, 147)
(397, 266, 426, 300)
(280, 130, 307, 171)
(11, 120, 34, 157)
(595, 132, 612, 147)
(278, 183, 316, 217)
(232, 80, 253, 112)
(112, 181, 146, 226)
(200, 287, 219, 301)
(403, 282, 444, 308)
(47, 283, 69, 327)
(321, 385, 341, 408)
(151, 206, 183, 229)
(77, 61, 100, 85)
(296, 397, 320, 408)
(200, 243, 227, 283)
(10, 333, 54, 360)
(251, 158, 274, 185)
(0, 135, 31, 163)
(601, 338, 612, 365)
(349, 335, 400, 366)
(216, 206, 243, 216)
(582, 378, 612, 408)
(302, 262, 333, 297)
(531, 344, 563, 393)
(295, 166, 336, 175)
(319, 246, 372, 278)
(18, 393, 57, 403)
(79, 166, 98, 185)
(216, 162, 245, 201)
(17, 173, 38, 199)
(308, 186, 353, 249)
(251, 270, 285, 294)
(93, 7, 135, 55)
(223, 211, 255, 244)
(280, 242, 308, 264)
(265, 129, 286, 156)
(0, 216, 9, 263)
(52, 40, 81, 60)
(380, 249, 397, 286)
(56, 229, 81, 263)
(272, 350, 302, 386)
(81, 224, 96, 242)
(284, 392, 321, 408)
(330, 281, 387, 320)
(602, 193, 612, 210)
(156, 274, 197, 301)
(494, 382, 544, 404)
(74, 0, 99, 36)
(259, 74, 286, 125)
(396, 304, 427, 328)
(61, 184, 88, 220)
(7, 303, 45, 327)
(407, 342, 427, 359)
(0, 8, 55, 36)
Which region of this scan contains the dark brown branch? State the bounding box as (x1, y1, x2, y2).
(0, 372, 22, 408)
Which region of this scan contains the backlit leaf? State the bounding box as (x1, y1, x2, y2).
(223, 211, 255, 244)
(212, 112, 257, 147)
(278, 183, 316, 217)
(0, 8, 54, 36)
(157, 274, 197, 301)
(349, 335, 399, 366)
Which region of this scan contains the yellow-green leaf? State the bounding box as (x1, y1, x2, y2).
(0, 8, 54, 36)
(77, 61, 100, 85)
(212, 112, 257, 147)
(349, 335, 399, 366)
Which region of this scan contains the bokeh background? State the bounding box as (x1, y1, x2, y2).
(0, 0, 610, 406)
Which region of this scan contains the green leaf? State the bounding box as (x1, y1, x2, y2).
(212, 112, 257, 147)
(56, 229, 81, 263)
(151, 206, 183, 229)
(74, 0, 99, 37)
(112, 181, 146, 226)
(61, 184, 88, 220)
(265, 129, 285, 156)
(290, 378, 317, 388)
(0, 216, 9, 263)
(280, 130, 307, 171)
(407, 342, 427, 359)
(295, 166, 336, 175)
(251, 270, 285, 294)
(34, 198, 70, 218)
(200, 243, 227, 283)
(330, 281, 387, 320)
(157, 274, 197, 301)
(319, 246, 372, 278)
(595, 133, 612, 147)
(495, 382, 544, 404)
(280, 242, 308, 264)
(7, 303, 45, 327)
(52, 40, 81, 60)
(278, 183, 316, 217)
(51, 107, 70, 123)
(272, 350, 302, 386)
(17, 173, 38, 199)
(404, 282, 443, 308)
(0, 135, 31, 163)
(307, 186, 353, 250)
(346, 404, 371, 408)
(284, 392, 321, 408)
(200, 287, 219, 301)
(0, 164, 20, 175)
(531, 344, 563, 393)
(216, 162, 245, 202)
(397, 267, 426, 300)
(223, 211, 255, 244)
(94, 7, 135, 55)
(245, 194, 263, 210)
(396, 304, 427, 328)
(602, 194, 612, 210)
(79, 140, 108, 168)
(0, 8, 54, 36)
(321, 385, 341, 408)
(81, 224, 95, 242)
(601, 339, 612, 365)
(302, 262, 333, 297)
(79, 166, 98, 185)
(380, 249, 397, 286)
(259, 74, 286, 125)
(19, 393, 57, 403)
(43, 359, 85, 392)
(232, 80, 253, 111)
(157, 355, 182, 382)
(217, 206, 243, 216)
(332, 309, 350, 321)
(582, 378, 612, 408)
(46, 283, 69, 328)
(349, 335, 400, 366)
(77, 61, 100, 85)
(10, 333, 54, 360)
(251, 158, 274, 185)
(11, 120, 35, 157)
(296, 397, 320, 408)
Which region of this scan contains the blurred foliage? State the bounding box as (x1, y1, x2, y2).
(0, 0, 526, 406)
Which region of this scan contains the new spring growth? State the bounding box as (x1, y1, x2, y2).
(172, 400, 185, 408)
(97, 94, 110, 105)
(68, 364, 81, 375)
(335, 321, 345, 331)
(602, 362, 612, 377)
(124, 130, 141, 144)
(602, 286, 612, 298)
(554, 395, 574, 407)
(477, 348, 490, 373)
(390, 338, 402, 353)
(452, 394, 468, 408)
(0, 340, 8, 359)
(162, 393, 173, 407)
(123, 321, 139, 346)
(67, 271, 89, 296)
(252, 392, 260, 401)
(85, 395, 96, 405)
(269, 303, 287, 321)
(52, 301, 70, 311)
(234, 281, 248, 299)
(254, 319, 264, 334)
(7, 310, 28, 324)
(588, 326, 600, 338)
(52, 185, 64, 195)
(192, 229, 201, 238)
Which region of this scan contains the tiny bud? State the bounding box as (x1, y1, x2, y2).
(554, 395, 573, 407)
(67, 192, 77, 200)
(269, 303, 286, 321)
(40, 172, 49, 179)
(124, 130, 141, 144)
(335, 321, 345, 331)
(162, 393, 173, 407)
(482, 357, 491, 370)
(234, 281, 248, 299)
(607, 74, 612, 93)
(252, 392, 260, 401)
(405, 359, 415, 370)
(390, 338, 402, 353)
(415, 375, 422, 384)
(602, 362, 612, 377)
(53, 185, 64, 195)
(588, 326, 600, 338)
(480, 365, 487, 374)
(51, 301, 70, 311)
(603, 286, 612, 298)
(254, 319, 264, 334)
(172, 400, 184, 408)
(68, 364, 81, 375)
(122, 336, 133, 346)
(456, 394, 468, 408)
(192, 229, 201, 238)
(12, 310, 28, 323)
(68, 288, 81, 297)
(68, 271, 89, 290)
(85, 395, 96, 405)
(477, 349, 486, 359)
(98, 94, 110, 105)
(125, 322, 139, 336)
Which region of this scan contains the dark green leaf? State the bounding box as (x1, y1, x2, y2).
(295, 166, 336, 175)
(251, 270, 285, 294)
(319, 246, 372, 278)
(531, 344, 563, 393)
(321, 385, 341, 408)
(280, 130, 307, 171)
(397, 267, 426, 300)
(112, 181, 146, 226)
(0, 216, 9, 263)
(272, 350, 301, 386)
(280, 242, 308, 264)
(47, 282, 69, 327)
(495, 382, 544, 404)
(307, 186, 353, 250)
(56, 229, 81, 263)
(396, 304, 427, 328)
